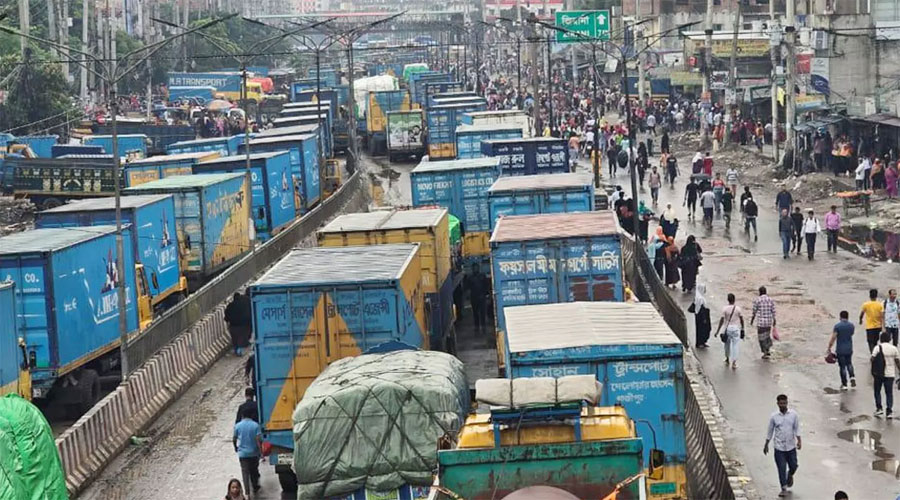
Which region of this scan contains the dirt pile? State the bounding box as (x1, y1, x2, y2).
(0, 197, 35, 236)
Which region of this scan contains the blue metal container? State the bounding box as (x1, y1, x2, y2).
(490, 211, 624, 342)
(410, 72, 452, 106)
(35, 195, 183, 306)
(255, 123, 331, 160)
(92, 124, 195, 155)
(122, 151, 219, 187)
(290, 89, 338, 118)
(426, 101, 487, 160)
(290, 79, 318, 101)
(16, 136, 59, 158)
(238, 134, 321, 214)
(192, 152, 296, 241)
(167, 72, 241, 91)
(0, 282, 23, 396)
(51, 144, 104, 158)
(502, 301, 687, 499)
(168, 86, 216, 103)
(0, 226, 139, 395)
(84, 134, 149, 158)
(481, 138, 570, 175)
(271, 114, 333, 159)
(455, 124, 523, 160)
(250, 244, 426, 462)
(165, 135, 248, 156)
(123, 173, 251, 283)
(411, 157, 500, 234)
(487, 173, 595, 231)
(428, 94, 483, 109)
(423, 83, 466, 108)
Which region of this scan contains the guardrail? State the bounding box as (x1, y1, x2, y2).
(57, 170, 368, 496)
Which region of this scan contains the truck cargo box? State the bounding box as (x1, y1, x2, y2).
(15, 136, 58, 158)
(386, 110, 425, 159)
(192, 152, 296, 241)
(123, 173, 251, 282)
(123, 151, 220, 187)
(462, 110, 533, 138)
(0, 226, 139, 395)
(411, 157, 500, 262)
(318, 209, 454, 350)
(503, 302, 686, 498)
(367, 90, 412, 153)
(422, 82, 465, 108)
(271, 114, 333, 159)
(250, 244, 426, 455)
(239, 134, 321, 214)
(51, 144, 104, 158)
(488, 172, 595, 231)
(165, 135, 248, 156)
(5, 156, 117, 209)
(0, 282, 23, 396)
(255, 123, 331, 161)
(92, 123, 195, 155)
(83, 134, 149, 158)
(36, 195, 184, 306)
(455, 124, 523, 160)
(426, 101, 487, 160)
(481, 137, 570, 175)
(490, 211, 624, 343)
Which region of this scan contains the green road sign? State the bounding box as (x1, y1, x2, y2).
(554, 10, 611, 43)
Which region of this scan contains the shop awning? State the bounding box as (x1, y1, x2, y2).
(794, 114, 846, 133)
(858, 113, 900, 127)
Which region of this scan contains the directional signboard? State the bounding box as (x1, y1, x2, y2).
(554, 10, 611, 43)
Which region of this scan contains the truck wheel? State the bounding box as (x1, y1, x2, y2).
(277, 469, 298, 494)
(77, 369, 101, 414)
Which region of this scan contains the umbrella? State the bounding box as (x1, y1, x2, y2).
(206, 99, 233, 112)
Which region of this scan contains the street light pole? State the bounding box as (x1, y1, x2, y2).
(546, 31, 553, 136)
(592, 43, 600, 187)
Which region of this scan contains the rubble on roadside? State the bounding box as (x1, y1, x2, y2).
(0, 197, 35, 236)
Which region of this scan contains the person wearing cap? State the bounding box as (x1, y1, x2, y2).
(802, 209, 821, 260)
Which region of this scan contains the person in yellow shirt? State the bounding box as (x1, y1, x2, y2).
(860, 288, 885, 352)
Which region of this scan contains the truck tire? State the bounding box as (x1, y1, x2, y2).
(277, 469, 298, 494)
(77, 369, 101, 414)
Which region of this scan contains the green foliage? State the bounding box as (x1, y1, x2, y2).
(184, 15, 293, 72)
(0, 53, 78, 136)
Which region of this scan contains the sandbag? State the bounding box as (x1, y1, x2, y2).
(476, 375, 603, 407)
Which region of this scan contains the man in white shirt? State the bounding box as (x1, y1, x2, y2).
(872, 331, 900, 418)
(802, 210, 821, 260)
(884, 289, 900, 346)
(764, 394, 801, 496)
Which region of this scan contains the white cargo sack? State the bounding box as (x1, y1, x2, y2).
(292, 350, 469, 499)
(475, 375, 602, 407)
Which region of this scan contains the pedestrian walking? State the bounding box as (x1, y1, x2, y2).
(776, 187, 793, 214)
(744, 196, 759, 241)
(778, 209, 792, 259)
(824, 205, 841, 253)
(885, 289, 900, 345)
(790, 207, 804, 255)
(764, 394, 801, 497)
(664, 237, 681, 289)
(688, 283, 711, 348)
(751, 286, 777, 359)
(721, 187, 734, 229)
(233, 408, 262, 497)
(225, 478, 248, 500)
(715, 293, 744, 369)
(225, 292, 252, 356)
(235, 387, 259, 424)
(803, 210, 821, 260)
(666, 153, 679, 188)
(699, 188, 716, 228)
(860, 288, 885, 352)
(827, 310, 856, 390)
(649, 167, 662, 205)
(726, 165, 739, 195)
(679, 235, 702, 292)
(661, 130, 670, 154)
(871, 330, 900, 418)
(684, 180, 699, 219)
(712, 173, 726, 215)
(651, 227, 667, 279)
(464, 263, 490, 333)
(855, 157, 868, 190)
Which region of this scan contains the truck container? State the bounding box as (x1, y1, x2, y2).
(123, 151, 220, 187)
(437, 403, 645, 500)
(92, 123, 195, 155)
(410, 73, 452, 107)
(0, 226, 139, 406)
(191, 152, 296, 241)
(502, 301, 687, 499)
(462, 110, 533, 137)
(386, 110, 425, 161)
(165, 135, 247, 156)
(166, 72, 262, 102)
(250, 244, 426, 486)
(83, 134, 149, 158)
(422, 84, 467, 108)
(0, 282, 25, 397)
(15, 136, 58, 158)
(123, 173, 251, 284)
(426, 101, 488, 160)
(455, 124, 523, 160)
(410, 157, 500, 265)
(429, 95, 485, 109)
(168, 86, 216, 104)
(290, 79, 318, 101)
(624, 76, 672, 99)
(51, 144, 104, 157)
(487, 172, 595, 231)
(290, 88, 339, 117)
(271, 114, 332, 159)
(481, 137, 570, 175)
(35, 195, 186, 309)
(255, 123, 331, 160)
(317, 209, 454, 351)
(280, 100, 333, 121)
(490, 211, 624, 355)
(238, 134, 321, 214)
(4, 156, 116, 209)
(367, 90, 412, 155)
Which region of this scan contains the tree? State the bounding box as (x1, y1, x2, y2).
(0, 51, 79, 136)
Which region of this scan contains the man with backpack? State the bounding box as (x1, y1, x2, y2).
(871, 330, 900, 418)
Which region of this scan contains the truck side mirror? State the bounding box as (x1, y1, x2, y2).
(649, 449, 665, 480)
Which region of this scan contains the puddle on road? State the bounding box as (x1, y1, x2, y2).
(837, 429, 897, 471)
(841, 225, 900, 262)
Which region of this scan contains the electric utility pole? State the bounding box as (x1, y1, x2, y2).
(785, 0, 796, 170)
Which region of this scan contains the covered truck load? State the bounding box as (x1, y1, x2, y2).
(0, 394, 67, 500)
(122, 151, 220, 187)
(292, 350, 468, 499)
(487, 172, 595, 231)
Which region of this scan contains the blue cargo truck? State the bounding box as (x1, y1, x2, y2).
(165, 135, 248, 156)
(481, 137, 570, 175)
(35, 195, 187, 313)
(284, 98, 349, 153)
(250, 244, 426, 492)
(84, 134, 149, 158)
(502, 301, 687, 499)
(426, 101, 487, 160)
(238, 134, 321, 214)
(455, 124, 523, 160)
(124, 173, 252, 287)
(92, 123, 196, 155)
(490, 211, 624, 359)
(487, 172, 595, 231)
(15, 136, 58, 158)
(410, 72, 452, 107)
(422, 83, 466, 108)
(411, 157, 500, 269)
(0, 281, 27, 397)
(271, 114, 333, 159)
(192, 152, 296, 241)
(0, 226, 139, 409)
